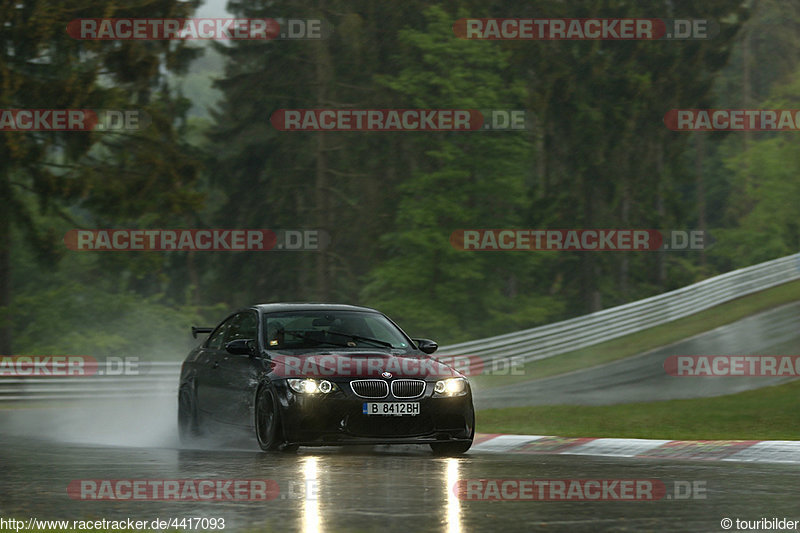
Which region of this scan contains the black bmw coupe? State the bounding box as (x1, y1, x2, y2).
(178, 303, 475, 455)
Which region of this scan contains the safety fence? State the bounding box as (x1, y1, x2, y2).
(2, 252, 798, 401)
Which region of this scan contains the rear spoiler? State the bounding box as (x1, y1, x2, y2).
(192, 326, 214, 338)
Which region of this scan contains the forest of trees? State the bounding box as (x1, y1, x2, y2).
(3, 0, 799, 360)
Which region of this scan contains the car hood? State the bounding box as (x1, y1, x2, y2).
(269, 351, 461, 379)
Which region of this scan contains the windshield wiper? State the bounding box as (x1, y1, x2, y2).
(326, 330, 394, 349)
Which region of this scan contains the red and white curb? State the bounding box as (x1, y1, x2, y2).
(470, 434, 800, 464)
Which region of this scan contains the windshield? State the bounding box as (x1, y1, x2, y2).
(263, 310, 413, 352)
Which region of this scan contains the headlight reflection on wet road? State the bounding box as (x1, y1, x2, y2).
(445, 458, 462, 533)
(302, 456, 321, 533)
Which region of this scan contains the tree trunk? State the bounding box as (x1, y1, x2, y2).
(655, 143, 666, 288)
(314, 133, 330, 300)
(695, 134, 707, 267)
(619, 177, 630, 298)
(0, 164, 12, 354)
(313, 4, 332, 301)
(581, 171, 601, 312)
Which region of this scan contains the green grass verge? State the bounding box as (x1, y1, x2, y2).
(476, 378, 800, 441)
(470, 279, 800, 389)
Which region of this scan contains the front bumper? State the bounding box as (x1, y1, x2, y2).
(274, 380, 475, 446)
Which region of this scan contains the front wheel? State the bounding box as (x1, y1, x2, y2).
(255, 386, 286, 451)
(430, 440, 472, 456)
(178, 385, 200, 444)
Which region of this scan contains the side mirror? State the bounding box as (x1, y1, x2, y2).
(226, 339, 255, 356)
(413, 338, 438, 354)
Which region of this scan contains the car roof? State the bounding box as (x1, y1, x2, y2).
(253, 303, 382, 314)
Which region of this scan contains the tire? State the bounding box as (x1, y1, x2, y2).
(255, 386, 283, 451)
(430, 440, 473, 456)
(178, 385, 200, 444)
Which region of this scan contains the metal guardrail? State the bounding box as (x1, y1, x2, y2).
(2, 253, 798, 401)
(0, 362, 179, 401)
(437, 252, 800, 361)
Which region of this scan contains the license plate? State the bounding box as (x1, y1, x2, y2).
(363, 402, 420, 416)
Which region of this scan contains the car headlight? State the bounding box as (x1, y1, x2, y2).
(434, 377, 467, 396)
(288, 378, 336, 394)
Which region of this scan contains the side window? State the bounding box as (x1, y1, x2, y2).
(206, 316, 235, 350)
(225, 312, 258, 343)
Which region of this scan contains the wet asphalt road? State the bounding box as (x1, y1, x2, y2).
(0, 434, 798, 533)
(477, 301, 800, 409)
(2, 303, 800, 532)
